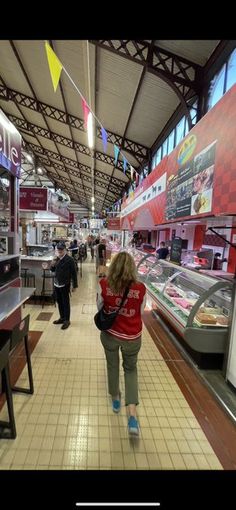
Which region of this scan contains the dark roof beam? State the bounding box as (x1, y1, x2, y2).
(7, 112, 131, 173)
(0, 84, 148, 162)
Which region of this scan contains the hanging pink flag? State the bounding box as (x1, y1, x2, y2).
(82, 98, 90, 129)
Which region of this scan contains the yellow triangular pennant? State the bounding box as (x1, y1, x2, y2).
(45, 41, 63, 92)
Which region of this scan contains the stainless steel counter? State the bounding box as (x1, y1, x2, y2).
(0, 287, 35, 324)
(0, 254, 19, 262)
(21, 255, 54, 262)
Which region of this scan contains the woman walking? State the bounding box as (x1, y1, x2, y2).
(96, 251, 146, 435)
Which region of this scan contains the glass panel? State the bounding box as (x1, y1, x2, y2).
(126, 247, 146, 268)
(143, 259, 233, 329)
(151, 154, 156, 170)
(184, 118, 189, 136)
(167, 130, 175, 154)
(226, 48, 236, 92)
(190, 100, 198, 125)
(175, 117, 185, 146)
(208, 64, 226, 110)
(137, 253, 158, 283)
(155, 148, 162, 166)
(162, 138, 168, 158)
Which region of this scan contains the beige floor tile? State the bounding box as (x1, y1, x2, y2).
(2, 260, 223, 472)
(159, 452, 174, 469)
(170, 453, 187, 470)
(135, 452, 149, 469)
(146, 452, 161, 469)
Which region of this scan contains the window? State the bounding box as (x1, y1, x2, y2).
(208, 64, 226, 110)
(151, 155, 156, 170)
(226, 49, 236, 92)
(190, 100, 198, 125)
(175, 116, 185, 146)
(162, 138, 168, 157)
(167, 130, 175, 154)
(155, 148, 161, 166)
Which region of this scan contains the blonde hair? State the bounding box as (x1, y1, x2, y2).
(107, 251, 137, 293)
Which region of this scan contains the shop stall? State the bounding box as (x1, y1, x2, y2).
(121, 85, 236, 373)
(0, 110, 30, 329)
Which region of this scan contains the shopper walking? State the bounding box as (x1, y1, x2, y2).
(96, 251, 146, 435)
(50, 241, 78, 329)
(97, 238, 106, 276)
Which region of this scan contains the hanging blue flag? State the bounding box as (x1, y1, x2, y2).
(101, 127, 108, 153)
(123, 156, 127, 173)
(114, 144, 120, 166)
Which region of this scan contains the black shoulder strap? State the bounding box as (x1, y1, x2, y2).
(117, 284, 130, 311)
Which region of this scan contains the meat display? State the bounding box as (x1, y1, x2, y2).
(196, 313, 217, 324)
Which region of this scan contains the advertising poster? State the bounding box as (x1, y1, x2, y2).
(166, 140, 216, 220)
(121, 83, 236, 228)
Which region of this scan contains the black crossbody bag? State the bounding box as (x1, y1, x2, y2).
(94, 285, 130, 331)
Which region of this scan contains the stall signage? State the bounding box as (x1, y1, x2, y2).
(19, 187, 48, 210)
(69, 212, 74, 223)
(0, 110, 21, 177)
(121, 173, 167, 217)
(170, 237, 182, 265)
(107, 217, 120, 230)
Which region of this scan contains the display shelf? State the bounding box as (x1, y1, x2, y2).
(131, 248, 234, 354)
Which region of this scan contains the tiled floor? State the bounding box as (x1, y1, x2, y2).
(0, 260, 225, 469)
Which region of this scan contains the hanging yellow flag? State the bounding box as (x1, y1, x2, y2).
(45, 41, 63, 92)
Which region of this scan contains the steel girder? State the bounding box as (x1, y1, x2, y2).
(0, 84, 147, 164)
(8, 113, 132, 173)
(90, 40, 200, 96)
(89, 40, 202, 130)
(23, 151, 121, 207)
(21, 140, 87, 205)
(23, 141, 128, 189)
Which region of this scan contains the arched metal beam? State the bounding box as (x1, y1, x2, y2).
(89, 40, 201, 131)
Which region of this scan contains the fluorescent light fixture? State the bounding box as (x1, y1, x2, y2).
(87, 111, 94, 149)
(26, 154, 33, 163)
(91, 196, 95, 203)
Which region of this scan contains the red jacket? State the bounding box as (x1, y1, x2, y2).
(97, 278, 146, 340)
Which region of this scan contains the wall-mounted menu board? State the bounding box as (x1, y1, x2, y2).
(170, 237, 182, 265)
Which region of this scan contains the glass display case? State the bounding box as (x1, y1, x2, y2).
(106, 240, 122, 268)
(126, 246, 153, 268)
(26, 244, 53, 257)
(133, 250, 233, 354)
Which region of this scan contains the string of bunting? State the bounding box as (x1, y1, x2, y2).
(44, 41, 139, 187)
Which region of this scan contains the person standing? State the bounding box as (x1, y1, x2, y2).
(97, 238, 106, 276)
(156, 241, 169, 260)
(50, 241, 78, 330)
(69, 239, 78, 259)
(96, 251, 146, 435)
(213, 252, 227, 270)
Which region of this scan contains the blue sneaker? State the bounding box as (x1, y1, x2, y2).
(112, 399, 121, 413)
(128, 416, 139, 435)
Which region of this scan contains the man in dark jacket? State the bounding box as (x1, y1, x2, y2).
(50, 241, 78, 329)
(156, 241, 169, 260)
